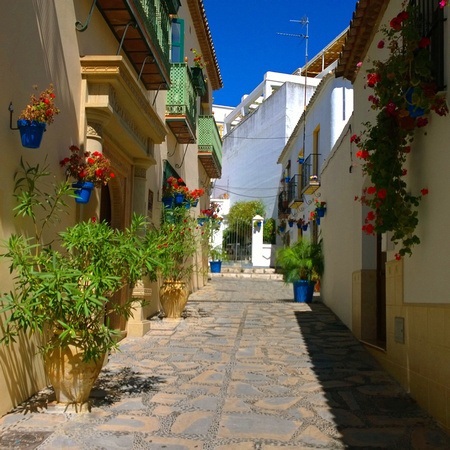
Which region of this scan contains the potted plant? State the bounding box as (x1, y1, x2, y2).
(315, 200, 327, 218)
(276, 239, 324, 303)
(278, 219, 287, 233)
(0, 160, 162, 409)
(60, 145, 115, 203)
(297, 218, 308, 231)
(209, 245, 225, 274)
(17, 84, 60, 148)
(185, 187, 204, 208)
(158, 206, 199, 318)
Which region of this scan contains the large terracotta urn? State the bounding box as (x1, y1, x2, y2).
(159, 280, 189, 318)
(45, 344, 105, 410)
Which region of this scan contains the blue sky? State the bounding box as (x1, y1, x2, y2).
(203, 0, 358, 107)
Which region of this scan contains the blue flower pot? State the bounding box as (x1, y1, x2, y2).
(293, 280, 315, 303)
(162, 197, 173, 209)
(17, 119, 46, 149)
(174, 193, 184, 205)
(406, 88, 425, 118)
(316, 207, 326, 218)
(209, 260, 222, 273)
(72, 181, 94, 204)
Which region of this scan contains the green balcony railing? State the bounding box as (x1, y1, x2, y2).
(166, 63, 197, 142)
(134, 0, 171, 79)
(198, 115, 222, 178)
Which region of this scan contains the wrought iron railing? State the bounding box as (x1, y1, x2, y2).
(166, 63, 197, 134)
(198, 116, 222, 166)
(134, 0, 171, 78)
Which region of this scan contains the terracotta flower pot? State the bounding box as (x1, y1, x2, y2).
(45, 344, 105, 409)
(159, 280, 189, 318)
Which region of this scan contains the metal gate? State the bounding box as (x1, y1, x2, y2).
(223, 219, 253, 264)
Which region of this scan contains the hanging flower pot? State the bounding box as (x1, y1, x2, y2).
(162, 197, 173, 209)
(316, 207, 326, 218)
(298, 157, 304, 164)
(288, 220, 294, 228)
(174, 193, 184, 205)
(17, 119, 46, 149)
(405, 87, 425, 118)
(72, 181, 94, 204)
(302, 224, 308, 231)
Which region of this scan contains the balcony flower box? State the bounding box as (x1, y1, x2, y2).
(191, 67, 207, 97)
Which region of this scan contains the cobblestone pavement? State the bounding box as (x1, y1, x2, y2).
(1, 278, 450, 449)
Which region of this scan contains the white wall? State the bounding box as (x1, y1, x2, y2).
(219, 80, 317, 219)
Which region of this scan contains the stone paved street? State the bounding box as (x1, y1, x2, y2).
(1, 278, 450, 449)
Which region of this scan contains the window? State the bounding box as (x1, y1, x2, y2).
(413, 0, 446, 90)
(313, 125, 320, 176)
(171, 18, 184, 63)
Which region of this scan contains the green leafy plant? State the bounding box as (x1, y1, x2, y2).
(276, 239, 324, 282)
(0, 161, 163, 362)
(158, 206, 200, 283)
(353, 2, 448, 258)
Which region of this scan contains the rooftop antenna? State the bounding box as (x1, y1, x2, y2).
(278, 17, 309, 159)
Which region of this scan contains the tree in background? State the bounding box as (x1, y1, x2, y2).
(224, 201, 275, 260)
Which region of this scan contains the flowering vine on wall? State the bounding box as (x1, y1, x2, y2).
(353, 1, 448, 259)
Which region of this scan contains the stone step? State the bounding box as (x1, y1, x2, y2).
(210, 270, 284, 281)
(221, 267, 277, 274)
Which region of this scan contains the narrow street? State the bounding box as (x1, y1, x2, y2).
(1, 278, 449, 449)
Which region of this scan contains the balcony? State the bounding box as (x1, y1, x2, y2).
(165, 64, 197, 143)
(278, 187, 290, 218)
(197, 116, 222, 178)
(301, 154, 320, 195)
(287, 174, 304, 208)
(95, 0, 171, 90)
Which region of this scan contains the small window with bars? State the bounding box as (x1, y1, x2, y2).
(412, 0, 446, 90)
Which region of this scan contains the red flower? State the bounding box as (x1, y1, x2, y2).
(356, 150, 370, 159)
(395, 253, 402, 261)
(367, 72, 381, 87)
(362, 223, 375, 234)
(403, 146, 411, 153)
(418, 37, 431, 48)
(87, 158, 95, 165)
(386, 101, 397, 116)
(390, 16, 402, 30)
(377, 40, 385, 49)
(367, 186, 377, 195)
(350, 134, 360, 143)
(421, 188, 429, 196)
(416, 117, 428, 128)
(368, 95, 379, 106)
(377, 188, 387, 199)
(366, 211, 375, 222)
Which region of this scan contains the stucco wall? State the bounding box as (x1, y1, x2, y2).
(221, 81, 316, 219)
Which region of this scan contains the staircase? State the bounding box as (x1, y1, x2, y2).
(210, 263, 284, 280)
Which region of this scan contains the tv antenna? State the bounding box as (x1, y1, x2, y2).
(277, 17, 310, 162)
